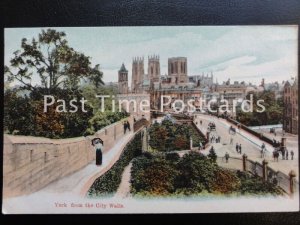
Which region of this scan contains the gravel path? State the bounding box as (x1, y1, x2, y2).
(114, 163, 132, 199)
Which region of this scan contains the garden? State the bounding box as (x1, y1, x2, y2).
(148, 119, 206, 151)
(130, 151, 283, 197)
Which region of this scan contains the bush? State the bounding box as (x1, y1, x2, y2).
(148, 122, 205, 151)
(130, 151, 282, 197)
(131, 156, 178, 195)
(176, 152, 218, 193)
(236, 171, 283, 195)
(87, 132, 142, 196)
(211, 169, 241, 194)
(207, 146, 217, 163)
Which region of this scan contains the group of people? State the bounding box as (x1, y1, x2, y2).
(123, 120, 131, 134)
(273, 148, 294, 161)
(235, 143, 242, 154)
(210, 135, 221, 143)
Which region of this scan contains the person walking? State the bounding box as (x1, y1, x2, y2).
(127, 121, 131, 132)
(230, 137, 233, 145)
(286, 150, 289, 160)
(236, 143, 239, 153)
(225, 152, 229, 163)
(91, 138, 104, 166)
(282, 148, 285, 160)
(123, 121, 128, 134)
(291, 150, 294, 160)
(239, 144, 242, 154)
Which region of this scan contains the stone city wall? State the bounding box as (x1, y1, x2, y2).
(3, 116, 133, 198)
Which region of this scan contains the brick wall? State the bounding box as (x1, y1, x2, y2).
(3, 116, 133, 198)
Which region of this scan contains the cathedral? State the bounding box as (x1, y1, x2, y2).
(118, 55, 214, 109)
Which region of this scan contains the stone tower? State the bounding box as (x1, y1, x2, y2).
(132, 57, 144, 93)
(148, 55, 160, 84)
(168, 57, 188, 84)
(118, 63, 128, 94)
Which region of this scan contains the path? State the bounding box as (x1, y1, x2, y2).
(3, 131, 134, 213)
(114, 162, 132, 198)
(194, 114, 298, 178)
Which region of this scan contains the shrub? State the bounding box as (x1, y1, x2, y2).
(88, 132, 142, 196)
(131, 155, 178, 195)
(207, 146, 217, 163)
(211, 169, 241, 194)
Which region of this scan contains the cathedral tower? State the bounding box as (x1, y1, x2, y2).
(131, 57, 144, 93)
(148, 55, 160, 84)
(168, 57, 188, 84)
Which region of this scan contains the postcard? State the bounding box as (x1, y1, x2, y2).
(3, 26, 299, 213)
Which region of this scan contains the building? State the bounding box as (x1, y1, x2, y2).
(118, 63, 129, 94)
(214, 81, 247, 116)
(283, 77, 298, 134)
(116, 55, 261, 117)
(117, 94, 150, 121)
(131, 57, 144, 94)
(189, 73, 214, 88)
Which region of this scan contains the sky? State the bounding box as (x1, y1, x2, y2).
(4, 26, 298, 86)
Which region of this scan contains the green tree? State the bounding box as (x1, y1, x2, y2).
(236, 90, 283, 126)
(176, 152, 218, 193)
(4, 29, 104, 94)
(207, 146, 217, 163)
(4, 89, 35, 135)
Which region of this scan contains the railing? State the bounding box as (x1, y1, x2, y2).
(226, 117, 276, 146)
(216, 155, 298, 196)
(133, 118, 150, 132)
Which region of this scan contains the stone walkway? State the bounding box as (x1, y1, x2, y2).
(3, 131, 134, 213)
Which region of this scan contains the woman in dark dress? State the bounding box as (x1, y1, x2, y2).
(92, 138, 104, 166)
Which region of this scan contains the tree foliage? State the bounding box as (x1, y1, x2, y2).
(5, 29, 104, 93)
(4, 29, 129, 138)
(130, 151, 282, 196)
(236, 90, 283, 126)
(148, 121, 204, 151)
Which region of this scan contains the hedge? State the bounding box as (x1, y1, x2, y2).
(87, 131, 142, 197)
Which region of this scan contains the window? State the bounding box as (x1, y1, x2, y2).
(151, 67, 153, 75)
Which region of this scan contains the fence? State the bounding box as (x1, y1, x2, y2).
(133, 118, 150, 132)
(217, 154, 298, 196)
(226, 117, 275, 146)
